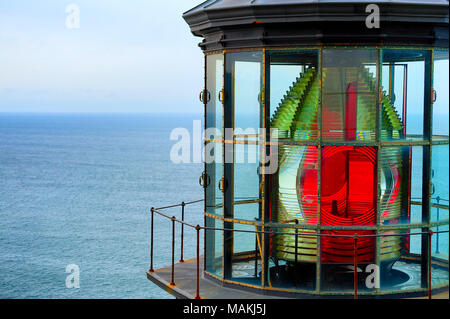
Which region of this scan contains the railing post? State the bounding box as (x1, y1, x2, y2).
(195, 225, 201, 299)
(254, 219, 258, 278)
(428, 230, 433, 300)
(149, 207, 154, 272)
(436, 196, 440, 254)
(353, 233, 358, 300)
(170, 216, 176, 286)
(180, 202, 185, 263)
(294, 219, 299, 265)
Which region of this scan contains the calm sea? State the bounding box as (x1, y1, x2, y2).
(0, 113, 447, 298)
(0, 113, 204, 298)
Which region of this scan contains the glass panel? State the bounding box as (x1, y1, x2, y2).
(321, 146, 377, 226)
(227, 51, 263, 135)
(431, 225, 449, 289)
(205, 53, 224, 218)
(225, 51, 263, 222)
(205, 142, 223, 216)
(269, 50, 319, 140)
(431, 50, 449, 225)
(268, 225, 317, 291)
(381, 64, 406, 129)
(378, 146, 407, 225)
(206, 54, 223, 134)
(380, 228, 422, 291)
(322, 49, 378, 142)
(320, 230, 376, 292)
(275, 145, 319, 226)
(233, 144, 260, 221)
(231, 222, 262, 286)
(205, 216, 223, 277)
(410, 147, 424, 224)
(431, 145, 449, 223)
(381, 49, 428, 141)
(430, 50, 449, 290)
(432, 50, 449, 138)
(379, 146, 426, 226)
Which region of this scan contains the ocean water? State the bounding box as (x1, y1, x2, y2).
(0, 113, 204, 299)
(0, 113, 447, 299)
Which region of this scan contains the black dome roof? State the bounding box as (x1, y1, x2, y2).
(183, 0, 449, 51)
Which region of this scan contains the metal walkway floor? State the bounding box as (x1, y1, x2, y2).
(147, 257, 449, 299)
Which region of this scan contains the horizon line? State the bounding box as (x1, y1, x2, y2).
(0, 111, 203, 115)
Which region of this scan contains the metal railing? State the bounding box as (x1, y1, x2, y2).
(148, 200, 449, 300)
(149, 199, 203, 299)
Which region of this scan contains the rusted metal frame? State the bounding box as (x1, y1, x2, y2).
(221, 50, 226, 284)
(406, 144, 413, 246)
(380, 140, 430, 147)
(210, 264, 431, 296)
(432, 135, 450, 140)
(234, 133, 260, 138)
(353, 234, 358, 299)
(428, 230, 433, 299)
(217, 216, 382, 230)
(254, 219, 259, 279)
(202, 225, 448, 239)
(403, 64, 408, 136)
(295, 219, 299, 265)
(233, 199, 262, 205)
(208, 46, 438, 55)
(320, 141, 378, 146)
(154, 199, 203, 211)
(152, 209, 197, 228)
(421, 49, 434, 290)
(195, 225, 202, 299)
(411, 201, 449, 210)
(180, 202, 185, 263)
(223, 49, 234, 280)
(154, 203, 187, 211)
(321, 225, 377, 231)
(428, 51, 435, 298)
(223, 217, 262, 226)
(436, 196, 441, 254)
(205, 271, 444, 296)
(401, 65, 413, 257)
(205, 138, 260, 145)
(388, 62, 394, 105)
(202, 226, 349, 237)
(170, 216, 176, 286)
(158, 207, 447, 236)
(203, 53, 208, 272)
(224, 49, 266, 283)
(431, 136, 450, 145)
(375, 48, 382, 295)
(268, 139, 320, 146)
(150, 207, 155, 272)
(261, 47, 268, 288)
(316, 47, 323, 293)
(255, 138, 445, 147)
(379, 219, 449, 230)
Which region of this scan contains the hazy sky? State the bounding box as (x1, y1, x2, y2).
(0, 0, 204, 113)
(0, 1, 447, 116)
